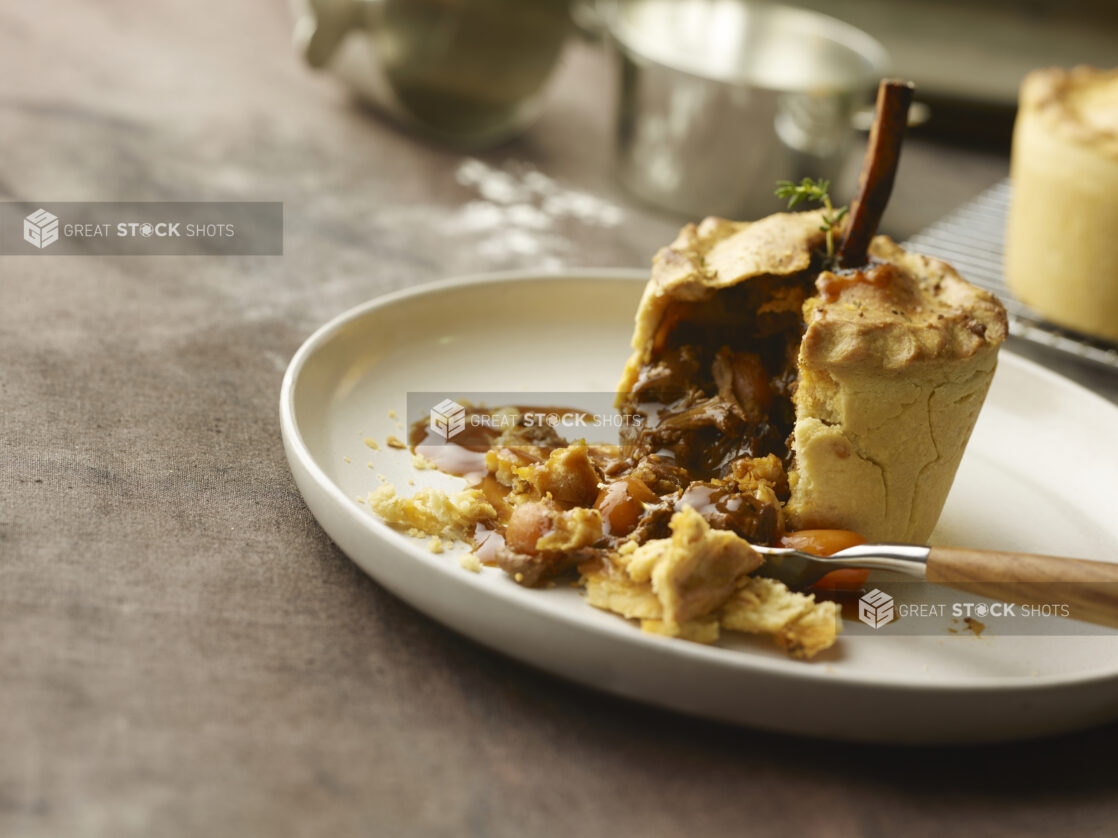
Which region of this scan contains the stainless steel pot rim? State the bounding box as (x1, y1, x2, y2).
(602, 0, 889, 93)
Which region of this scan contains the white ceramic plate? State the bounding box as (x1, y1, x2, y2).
(280, 270, 1118, 744)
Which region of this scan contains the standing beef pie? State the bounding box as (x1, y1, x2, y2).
(618, 210, 1008, 544)
(1005, 66, 1118, 342)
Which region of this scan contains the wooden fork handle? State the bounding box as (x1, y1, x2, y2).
(926, 546, 1118, 630)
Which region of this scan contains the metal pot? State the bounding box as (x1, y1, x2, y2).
(604, 0, 889, 218)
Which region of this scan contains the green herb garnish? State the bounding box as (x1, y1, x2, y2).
(774, 177, 849, 265)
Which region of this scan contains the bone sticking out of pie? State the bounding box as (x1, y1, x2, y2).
(617, 81, 1007, 543)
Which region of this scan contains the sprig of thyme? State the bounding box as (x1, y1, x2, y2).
(774, 177, 849, 264)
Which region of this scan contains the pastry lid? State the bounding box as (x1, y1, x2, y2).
(620, 210, 1007, 392)
(619, 211, 826, 392)
(1019, 66, 1118, 159)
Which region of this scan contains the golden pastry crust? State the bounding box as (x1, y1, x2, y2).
(515, 442, 601, 507)
(584, 507, 761, 637)
(1017, 66, 1118, 159)
(535, 507, 603, 553)
(721, 577, 841, 659)
(799, 238, 1007, 371)
(367, 484, 496, 539)
(582, 507, 840, 657)
(785, 238, 1007, 542)
(1006, 66, 1118, 342)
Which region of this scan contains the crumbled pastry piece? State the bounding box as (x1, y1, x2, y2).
(459, 553, 483, 573)
(364, 437, 380, 451)
(709, 453, 789, 539)
(368, 484, 495, 539)
(486, 448, 519, 487)
(584, 507, 839, 657)
(411, 452, 437, 470)
(584, 507, 760, 637)
(721, 577, 841, 659)
(731, 454, 789, 497)
(537, 507, 603, 553)
(386, 435, 407, 449)
(584, 572, 661, 623)
(515, 443, 602, 507)
(485, 446, 541, 492)
(720, 577, 815, 633)
(627, 508, 761, 633)
(774, 601, 841, 659)
(428, 537, 444, 554)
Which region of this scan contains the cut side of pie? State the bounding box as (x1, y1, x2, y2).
(617, 210, 1008, 546)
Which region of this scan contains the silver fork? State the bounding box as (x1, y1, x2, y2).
(752, 543, 930, 588)
(751, 542, 1118, 630)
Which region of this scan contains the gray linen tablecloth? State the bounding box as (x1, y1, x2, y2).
(3, 2, 1116, 836)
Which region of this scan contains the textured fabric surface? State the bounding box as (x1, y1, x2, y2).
(3, 2, 1117, 837)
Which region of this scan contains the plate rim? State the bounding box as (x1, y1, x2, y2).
(279, 268, 1118, 695)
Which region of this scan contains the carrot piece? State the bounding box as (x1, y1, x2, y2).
(779, 529, 866, 556)
(810, 568, 872, 591)
(779, 529, 870, 591)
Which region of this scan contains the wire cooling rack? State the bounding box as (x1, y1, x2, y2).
(903, 179, 1118, 371)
